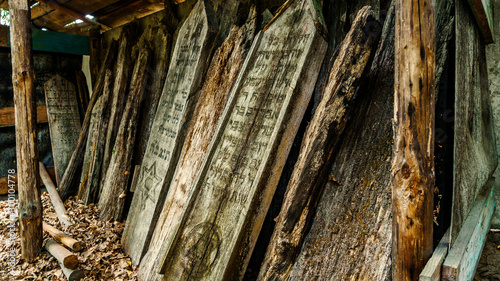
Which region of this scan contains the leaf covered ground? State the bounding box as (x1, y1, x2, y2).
(0, 192, 138, 280)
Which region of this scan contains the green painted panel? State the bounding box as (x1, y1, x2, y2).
(8, 28, 89, 55)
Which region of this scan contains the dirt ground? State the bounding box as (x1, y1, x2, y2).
(0, 193, 139, 280)
(475, 231, 500, 281)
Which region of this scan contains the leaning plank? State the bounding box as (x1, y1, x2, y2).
(442, 178, 496, 281)
(45, 239, 79, 270)
(0, 105, 48, 127)
(9, 0, 42, 261)
(39, 162, 73, 227)
(157, 0, 328, 279)
(258, 7, 380, 280)
(101, 27, 135, 180)
(286, 5, 396, 280)
(44, 75, 82, 185)
(420, 228, 451, 281)
(79, 70, 112, 204)
(121, 0, 218, 264)
(468, 0, 494, 43)
(137, 7, 257, 280)
(98, 45, 151, 221)
(75, 70, 90, 112)
(58, 40, 118, 200)
(43, 222, 84, 252)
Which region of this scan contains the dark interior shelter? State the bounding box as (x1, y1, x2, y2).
(0, 0, 499, 280)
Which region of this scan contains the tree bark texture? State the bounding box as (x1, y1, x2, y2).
(393, 0, 435, 280)
(9, 0, 42, 262)
(98, 45, 151, 221)
(258, 7, 380, 280)
(58, 40, 117, 200)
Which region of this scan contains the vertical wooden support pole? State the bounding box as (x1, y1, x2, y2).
(9, 0, 42, 261)
(393, 0, 436, 280)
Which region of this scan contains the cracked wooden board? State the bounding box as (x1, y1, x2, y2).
(121, 0, 218, 265)
(157, 0, 327, 280)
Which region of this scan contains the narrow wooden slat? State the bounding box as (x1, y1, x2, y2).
(420, 228, 451, 281)
(0, 105, 48, 127)
(468, 0, 494, 43)
(442, 178, 496, 281)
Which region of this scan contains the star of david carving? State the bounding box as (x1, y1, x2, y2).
(138, 161, 162, 206)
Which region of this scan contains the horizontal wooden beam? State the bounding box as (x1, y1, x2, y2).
(37, 0, 111, 31)
(0, 105, 48, 127)
(0, 167, 56, 195)
(442, 178, 496, 280)
(420, 228, 451, 281)
(0, 25, 90, 55)
(468, 0, 494, 44)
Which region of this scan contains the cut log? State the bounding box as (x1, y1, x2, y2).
(58, 40, 118, 200)
(39, 162, 73, 227)
(121, 0, 218, 265)
(258, 7, 380, 280)
(137, 7, 257, 280)
(78, 70, 112, 204)
(75, 70, 90, 112)
(45, 239, 79, 269)
(101, 26, 135, 181)
(9, 0, 42, 261)
(60, 264, 85, 281)
(156, 0, 328, 279)
(43, 222, 84, 252)
(98, 45, 151, 221)
(393, 0, 436, 279)
(133, 26, 172, 166)
(44, 75, 82, 185)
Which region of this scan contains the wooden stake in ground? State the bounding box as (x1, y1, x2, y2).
(39, 162, 73, 227)
(45, 239, 79, 269)
(9, 0, 42, 261)
(43, 222, 84, 252)
(258, 7, 380, 280)
(58, 40, 117, 200)
(393, 0, 435, 280)
(98, 45, 151, 221)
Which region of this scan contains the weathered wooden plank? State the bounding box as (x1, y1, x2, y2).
(100, 26, 135, 181)
(0, 105, 48, 127)
(75, 70, 90, 113)
(257, 7, 380, 281)
(137, 7, 257, 280)
(98, 45, 151, 221)
(121, 0, 218, 265)
(420, 228, 451, 281)
(443, 178, 496, 281)
(468, 0, 494, 44)
(129, 165, 141, 193)
(78, 70, 112, 205)
(452, 0, 498, 242)
(58, 39, 117, 200)
(286, 4, 395, 280)
(393, 0, 436, 279)
(9, 0, 43, 261)
(133, 26, 172, 167)
(157, 1, 327, 279)
(44, 75, 82, 185)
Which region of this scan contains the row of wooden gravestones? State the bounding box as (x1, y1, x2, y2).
(45, 0, 388, 280)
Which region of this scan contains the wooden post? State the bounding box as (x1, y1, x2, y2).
(39, 162, 73, 227)
(393, 0, 435, 280)
(9, 0, 43, 262)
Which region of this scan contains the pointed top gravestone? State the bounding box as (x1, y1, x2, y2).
(44, 75, 82, 184)
(121, 0, 218, 265)
(156, 0, 328, 280)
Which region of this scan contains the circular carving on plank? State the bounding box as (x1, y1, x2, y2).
(181, 222, 222, 278)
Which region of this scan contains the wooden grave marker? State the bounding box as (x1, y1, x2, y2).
(121, 0, 218, 264)
(44, 75, 82, 184)
(137, 7, 257, 280)
(157, 0, 328, 279)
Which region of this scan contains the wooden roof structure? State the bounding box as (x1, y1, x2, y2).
(0, 0, 165, 35)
